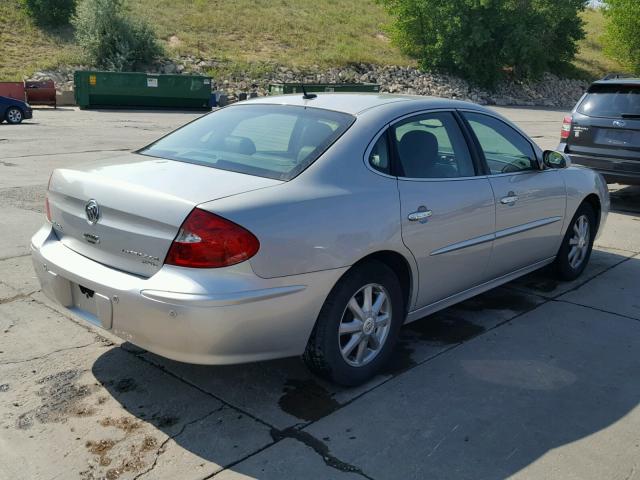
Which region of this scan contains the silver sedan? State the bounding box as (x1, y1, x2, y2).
(31, 93, 609, 385)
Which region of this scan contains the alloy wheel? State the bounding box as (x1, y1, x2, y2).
(338, 283, 392, 367)
(568, 214, 590, 269)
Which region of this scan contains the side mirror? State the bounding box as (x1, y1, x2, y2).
(543, 150, 571, 169)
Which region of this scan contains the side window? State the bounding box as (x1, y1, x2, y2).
(463, 112, 537, 174)
(368, 133, 390, 174)
(392, 112, 475, 179)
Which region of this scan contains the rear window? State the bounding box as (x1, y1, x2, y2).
(577, 84, 640, 118)
(139, 104, 354, 180)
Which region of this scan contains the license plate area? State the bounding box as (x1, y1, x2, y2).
(71, 283, 113, 329)
(598, 129, 638, 146)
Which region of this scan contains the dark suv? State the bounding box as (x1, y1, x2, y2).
(558, 78, 640, 185)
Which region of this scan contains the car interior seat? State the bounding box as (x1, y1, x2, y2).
(398, 130, 456, 178)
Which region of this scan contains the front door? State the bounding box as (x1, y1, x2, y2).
(390, 111, 496, 309)
(461, 111, 566, 278)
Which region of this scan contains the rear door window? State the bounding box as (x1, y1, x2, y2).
(391, 112, 476, 178)
(578, 84, 640, 118)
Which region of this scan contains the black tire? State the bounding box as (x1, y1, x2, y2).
(554, 202, 596, 281)
(5, 107, 24, 125)
(303, 260, 404, 386)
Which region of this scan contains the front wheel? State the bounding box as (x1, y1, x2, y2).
(5, 107, 24, 124)
(554, 203, 596, 280)
(303, 260, 404, 386)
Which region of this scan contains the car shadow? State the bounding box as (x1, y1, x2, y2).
(610, 184, 640, 214)
(91, 248, 640, 478)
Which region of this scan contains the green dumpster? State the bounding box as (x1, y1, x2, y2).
(268, 83, 380, 95)
(74, 71, 212, 110)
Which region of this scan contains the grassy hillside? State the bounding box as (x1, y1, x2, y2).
(0, 1, 630, 82)
(0, 2, 82, 80)
(573, 8, 629, 78)
(128, 0, 408, 69)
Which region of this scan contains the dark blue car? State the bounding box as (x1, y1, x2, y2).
(0, 95, 33, 124)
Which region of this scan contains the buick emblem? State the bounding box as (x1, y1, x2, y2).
(613, 120, 626, 128)
(85, 199, 100, 225)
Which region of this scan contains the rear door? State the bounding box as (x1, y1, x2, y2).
(461, 111, 566, 278)
(568, 83, 640, 174)
(387, 110, 495, 309)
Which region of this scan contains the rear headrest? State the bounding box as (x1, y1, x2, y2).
(397, 130, 439, 177)
(222, 136, 256, 155)
(399, 130, 438, 157)
(300, 121, 334, 147)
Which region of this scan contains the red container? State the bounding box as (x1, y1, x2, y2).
(25, 80, 56, 107)
(0, 82, 26, 101)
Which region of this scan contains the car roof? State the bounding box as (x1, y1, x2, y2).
(240, 92, 483, 116)
(591, 78, 640, 87)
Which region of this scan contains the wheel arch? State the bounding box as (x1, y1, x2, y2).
(349, 250, 415, 315)
(582, 193, 602, 233)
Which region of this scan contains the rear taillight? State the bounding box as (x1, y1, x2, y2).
(165, 208, 260, 268)
(561, 115, 572, 139)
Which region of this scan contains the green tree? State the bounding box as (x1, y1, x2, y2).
(378, 0, 586, 86)
(20, 0, 76, 26)
(603, 0, 640, 74)
(72, 0, 163, 71)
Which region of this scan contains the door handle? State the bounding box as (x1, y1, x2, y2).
(500, 191, 519, 205)
(408, 206, 433, 222)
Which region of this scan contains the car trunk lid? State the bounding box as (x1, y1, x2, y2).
(47, 154, 282, 277)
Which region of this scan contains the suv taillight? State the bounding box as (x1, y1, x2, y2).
(561, 115, 572, 139)
(165, 208, 260, 268)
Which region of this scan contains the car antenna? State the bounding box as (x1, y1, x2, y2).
(301, 84, 317, 100)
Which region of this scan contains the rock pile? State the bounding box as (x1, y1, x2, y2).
(29, 60, 590, 109)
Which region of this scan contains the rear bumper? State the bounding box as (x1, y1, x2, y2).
(31, 224, 345, 364)
(564, 151, 640, 185)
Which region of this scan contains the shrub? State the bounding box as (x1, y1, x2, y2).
(72, 0, 163, 71)
(378, 0, 586, 87)
(602, 0, 640, 74)
(20, 0, 76, 26)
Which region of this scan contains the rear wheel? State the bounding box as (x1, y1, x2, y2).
(5, 107, 24, 124)
(554, 203, 596, 280)
(303, 260, 404, 386)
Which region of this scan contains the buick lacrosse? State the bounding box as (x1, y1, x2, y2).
(32, 93, 609, 385)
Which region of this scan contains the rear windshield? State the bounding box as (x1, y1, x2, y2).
(140, 104, 355, 180)
(577, 84, 640, 118)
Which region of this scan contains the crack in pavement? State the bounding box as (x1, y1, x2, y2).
(0, 253, 33, 261)
(553, 298, 640, 324)
(0, 291, 34, 305)
(0, 341, 99, 366)
(126, 349, 374, 479)
(269, 427, 375, 479)
(133, 405, 226, 480)
(2, 148, 131, 161)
